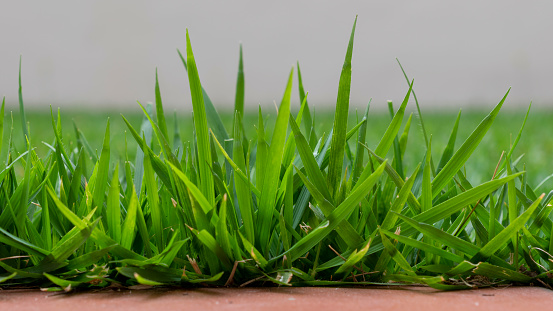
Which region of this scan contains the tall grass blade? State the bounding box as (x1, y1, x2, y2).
(289, 116, 331, 202)
(18, 56, 29, 139)
(374, 81, 413, 157)
(132, 104, 152, 196)
(297, 61, 315, 142)
(177, 48, 229, 143)
(232, 44, 245, 137)
(507, 102, 531, 159)
(421, 137, 432, 212)
(106, 164, 121, 244)
(185, 30, 215, 206)
(120, 188, 138, 250)
(396, 58, 429, 148)
(257, 68, 293, 255)
(155, 68, 170, 144)
(143, 135, 164, 249)
(92, 120, 110, 215)
(436, 111, 461, 174)
(352, 101, 370, 183)
(327, 16, 357, 200)
(233, 112, 254, 243)
(388, 101, 404, 178)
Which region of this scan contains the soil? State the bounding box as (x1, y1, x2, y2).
(1, 286, 552, 311)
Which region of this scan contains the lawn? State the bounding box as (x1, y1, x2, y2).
(1, 19, 553, 291)
(11, 106, 553, 189)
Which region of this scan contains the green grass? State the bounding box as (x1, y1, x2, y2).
(1, 18, 553, 291)
(10, 108, 553, 189)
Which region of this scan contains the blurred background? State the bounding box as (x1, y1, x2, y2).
(0, 1, 552, 187)
(0, 0, 551, 111)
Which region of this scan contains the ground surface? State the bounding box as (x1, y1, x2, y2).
(2, 286, 552, 311)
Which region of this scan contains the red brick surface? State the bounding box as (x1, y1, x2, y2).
(1, 286, 552, 311)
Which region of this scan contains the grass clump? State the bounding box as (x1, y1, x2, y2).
(1, 17, 552, 291)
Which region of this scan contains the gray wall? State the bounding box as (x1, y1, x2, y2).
(1, 1, 551, 111)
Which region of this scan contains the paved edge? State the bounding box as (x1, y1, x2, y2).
(1, 286, 552, 311)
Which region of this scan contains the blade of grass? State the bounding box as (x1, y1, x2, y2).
(294, 168, 364, 247)
(436, 110, 461, 174)
(18, 56, 29, 139)
(120, 187, 139, 250)
(289, 116, 332, 202)
(327, 16, 357, 200)
(365, 147, 422, 214)
(297, 61, 316, 145)
(177, 48, 229, 143)
(256, 106, 267, 192)
(155, 68, 170, 145)
(0, 227, 49, 257)
(256, 68, 293, 255)
(106, 163, 121, 244)
(381, 229, 465, 263)
(379, 228, 416, 276)
(381, 164, 420, 230)
(232, 44, 245, 137)
(432, 89, 510, 198)
(143, 134, 164, 249)
(186, 30, 215, 207)
(210, 129, 260, 198)
(121, 114, 172, 189)
(388, 101, 404, 179)
(506, 102, 531, 160)
(352, 101, 370, 184)
(188, 226, 232, 269)
(46, 218, 99, 263)
(506, 156, 518, 268)
(396, 58, 429, 149)
(421, 137, 432, 212)
(472, 262, 533, 282)
(398, 113, 412, 160)
(374, 80, 413, 157)
(233, 112, 254, 243)
(132, 104, 152, 196)
(92, 119, 110, 215)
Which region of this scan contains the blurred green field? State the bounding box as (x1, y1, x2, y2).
(6, 106, 553, 189)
